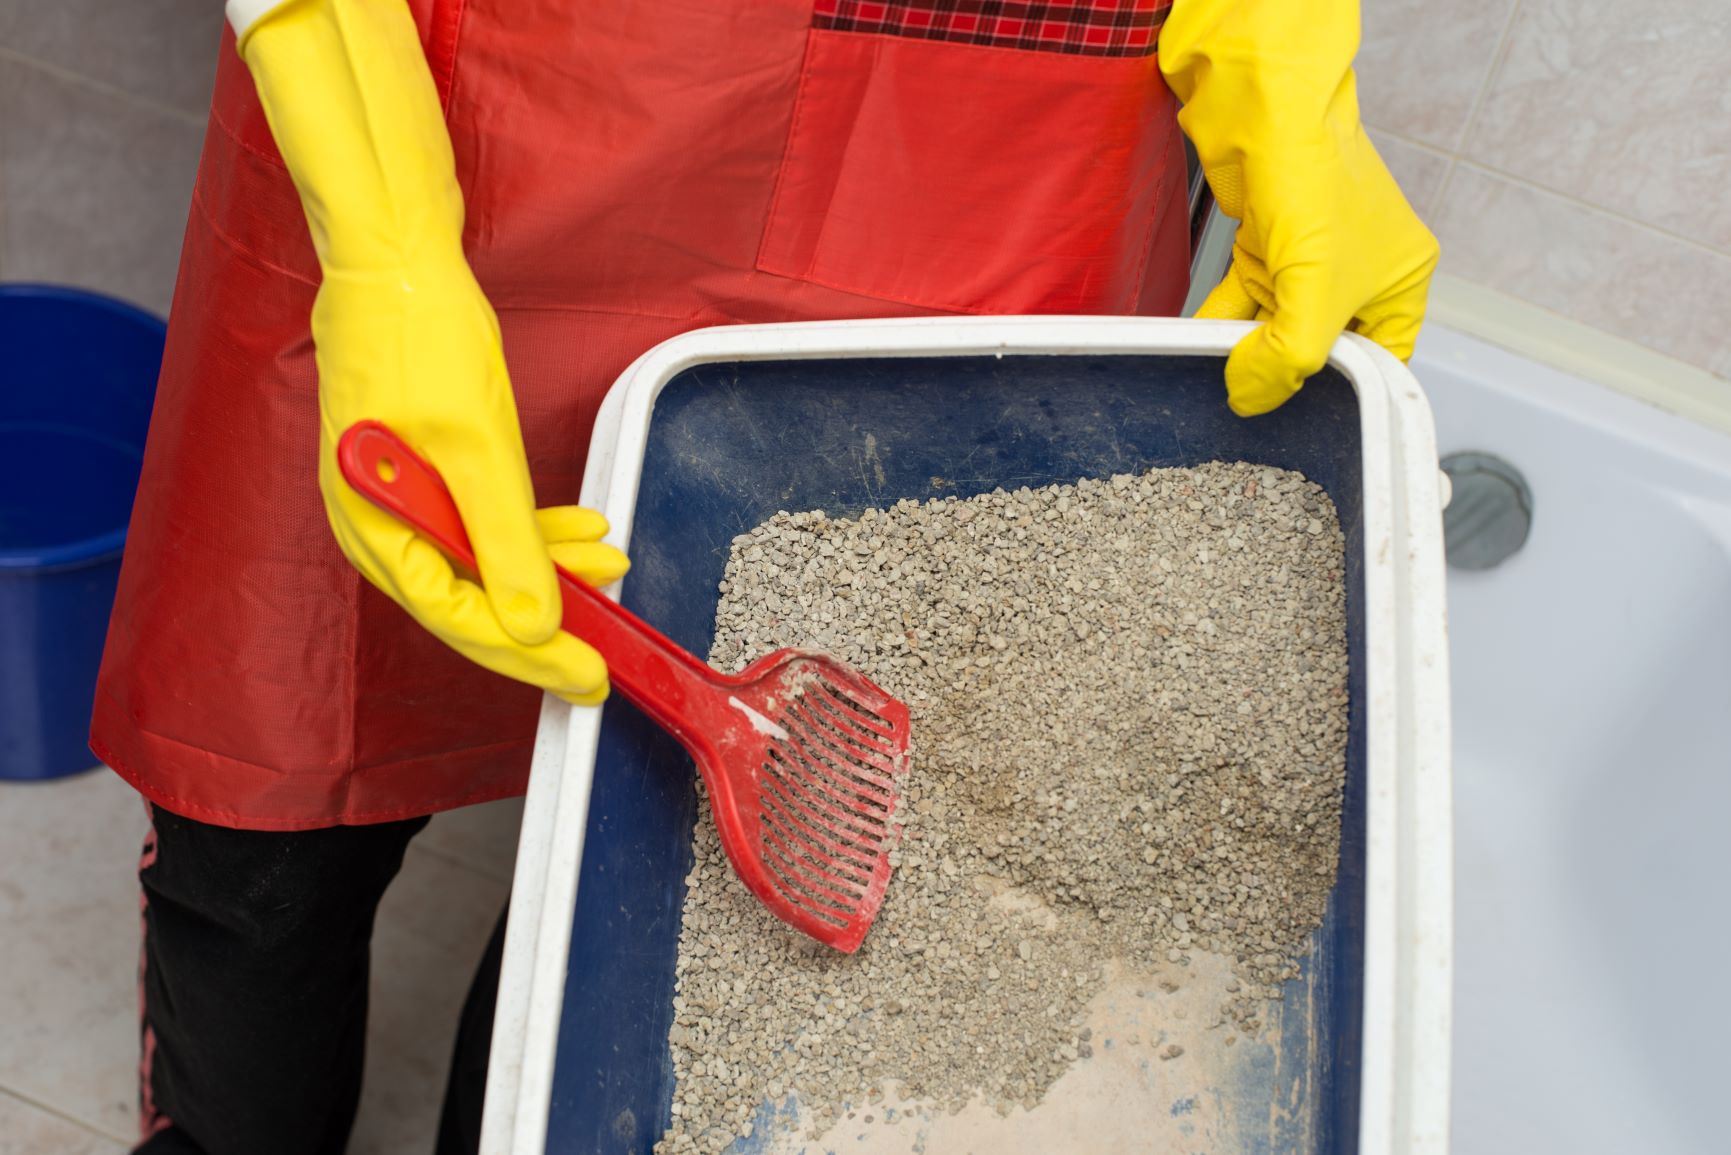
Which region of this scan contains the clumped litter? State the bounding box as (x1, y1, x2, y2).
(655, 462, 1349, 1154)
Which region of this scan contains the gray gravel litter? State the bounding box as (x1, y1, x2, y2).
(655, 462, 1348, 1154)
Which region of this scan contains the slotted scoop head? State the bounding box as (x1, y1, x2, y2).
(339, 422, 912, 952)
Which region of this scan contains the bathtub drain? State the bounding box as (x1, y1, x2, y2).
(1441, 452, 1533, 570)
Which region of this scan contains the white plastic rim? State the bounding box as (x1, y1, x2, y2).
(481, 317, 1453, 1155)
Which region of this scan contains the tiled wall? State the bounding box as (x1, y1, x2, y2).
(0, 1, 221, 317)
(1, 2, 1725, 380)
(1359, 0, 1731, 380)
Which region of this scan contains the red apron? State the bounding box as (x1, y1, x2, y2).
(92, 0, 1191, 831)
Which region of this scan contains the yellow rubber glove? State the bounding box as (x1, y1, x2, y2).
(1161, 0, 1440, 416)
(237, 0, 626, 704)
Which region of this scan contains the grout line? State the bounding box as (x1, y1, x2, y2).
(1448, 158, 1731, 260)
(1363, 124, 1454, 161)
(1361, 124, 1457, 217)
(0, 1084, 130, 1147)
(1414, 0, 1730, 262)
(1381, 111, 1731, 260)
(1428, 155, 1460, 221)
(0, 45, 207, 127)
(1451, 0, 1526, 155)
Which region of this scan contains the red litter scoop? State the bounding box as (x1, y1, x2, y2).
(339, 421, 912, 952)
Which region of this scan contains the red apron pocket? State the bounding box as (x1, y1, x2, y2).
(757, 29, 1181, 316)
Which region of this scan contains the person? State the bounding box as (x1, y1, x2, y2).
(92, 1, 1438, 1152)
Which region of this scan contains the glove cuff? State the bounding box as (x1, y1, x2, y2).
(237, 0, 468, 274)
(1160, 0, 1362, 174)
(227, 0, 293, 51)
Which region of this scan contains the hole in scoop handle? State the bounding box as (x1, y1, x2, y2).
(335, 422, 724, 731)
(337, 421, 478, 563)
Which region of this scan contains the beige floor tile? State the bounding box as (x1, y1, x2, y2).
(0, 771, 147, 1142)
(0, 770, 511, 1154)
(379, 841, 511, 959)
(0, 1090, 126, 1155)
(349, 835, 512, 1155)
(416, 796, 525, 885)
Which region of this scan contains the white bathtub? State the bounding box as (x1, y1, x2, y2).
(1411, 325, 1731, 1155)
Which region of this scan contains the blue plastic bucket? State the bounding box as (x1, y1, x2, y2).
(0, 285, 165, 781)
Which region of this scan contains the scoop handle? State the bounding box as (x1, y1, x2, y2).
(336, 421, 722, 734)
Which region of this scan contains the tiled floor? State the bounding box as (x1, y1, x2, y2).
(0, 769, 520, 1155)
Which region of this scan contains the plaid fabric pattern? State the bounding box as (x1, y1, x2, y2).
(813, 0, 1171, 57)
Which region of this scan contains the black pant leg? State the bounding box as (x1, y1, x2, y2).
(435, 908, 507, 1155)
(135, 804, 430, 1155)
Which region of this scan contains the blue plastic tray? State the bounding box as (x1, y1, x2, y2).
(538, 350, 1368, 1154)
